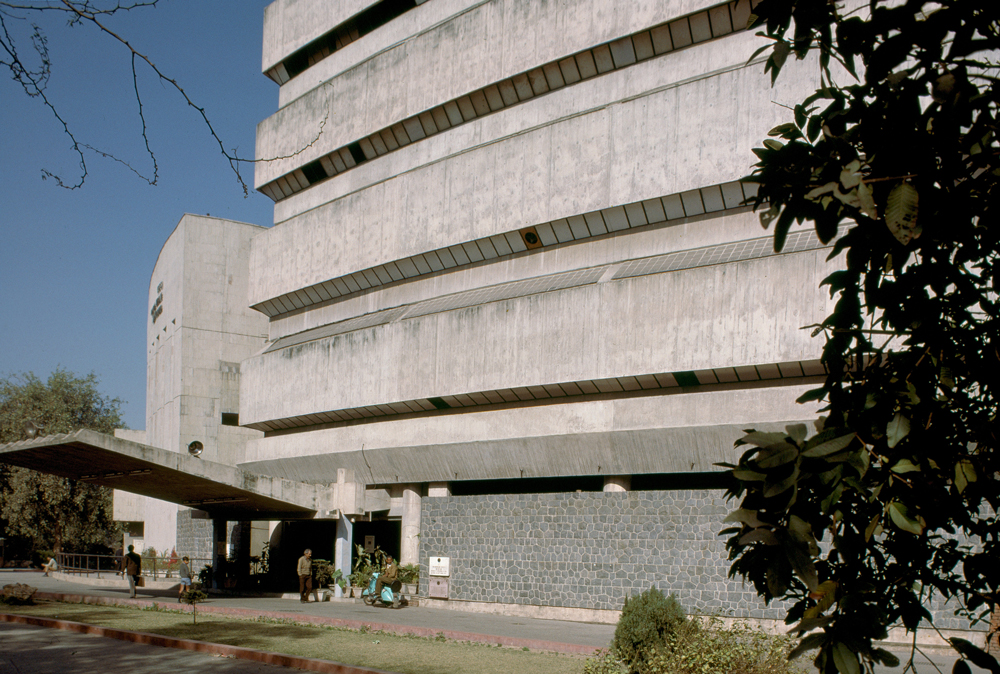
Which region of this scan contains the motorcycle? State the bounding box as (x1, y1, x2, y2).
(362, 571, 403, 608)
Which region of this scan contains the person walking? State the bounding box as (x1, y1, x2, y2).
(177, 556, 192, 602)
(297, 549, 313, 603)
(120, 545, 142, 598)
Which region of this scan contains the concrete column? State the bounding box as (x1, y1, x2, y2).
(400, 484, 421, 567)
(427, 482, 451, 497)
(334, 515, 353, 597)
(211, 518, 227, 589)
(603, 475, 631, 492)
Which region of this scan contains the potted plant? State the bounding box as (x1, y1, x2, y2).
(399, 563, 419, 596)
(311, 559, 346, 600)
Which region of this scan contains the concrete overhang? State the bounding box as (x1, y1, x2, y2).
(0, 430, 323, 520)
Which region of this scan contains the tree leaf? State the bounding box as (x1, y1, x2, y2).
(832, 642, 861, 674)
(872, 649, 900, 667)
(724, 508, 770, 528)
(733, 469, 767, 482)
(948, 638, 1000, 673)
(887, 414, 910, 448)
(885, 182, 920, 244)
(865, 514, 881, 541)
(953, 660, 972, 674)
(955, 460, 977, 494)
(888, 501, 923, 535)
(764, 468, 800, 498)
(856, 181, 877, 219)
(756, 442, 800, 468)
(739, 528, 779, 546)
(891, 459, 921, 474)
(786, 424, 808, 443)
(802, 433, 855, 457)
(789, 632, 827, 660)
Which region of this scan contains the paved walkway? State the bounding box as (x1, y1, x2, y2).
(1, 569, 992, 674)
(0, 569, 612, 653)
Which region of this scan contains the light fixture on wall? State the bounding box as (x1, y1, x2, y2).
(188, 441, 204, 457)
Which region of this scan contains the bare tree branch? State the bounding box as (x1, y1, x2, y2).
(1, 0, 326, 195)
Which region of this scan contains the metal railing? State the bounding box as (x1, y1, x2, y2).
(55, 553, 211, 582)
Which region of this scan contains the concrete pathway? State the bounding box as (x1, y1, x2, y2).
(1, 569, 992, 673)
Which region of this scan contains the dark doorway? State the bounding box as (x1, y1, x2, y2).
(269, 520, 337, 591)
(351, 519, 401, 568)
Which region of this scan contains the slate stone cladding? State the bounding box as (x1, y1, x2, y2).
(419, 490, 973, 629)
(176, 510, 214, 563)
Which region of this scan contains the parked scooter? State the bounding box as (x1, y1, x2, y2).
(362, 572, 402, 608)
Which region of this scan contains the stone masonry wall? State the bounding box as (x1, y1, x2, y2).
(419, 490, 973, 629)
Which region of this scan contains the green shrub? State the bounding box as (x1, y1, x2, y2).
(644, 616, 806, 674)
(612, 587, 687, 673)
(583, 649, 626, 674)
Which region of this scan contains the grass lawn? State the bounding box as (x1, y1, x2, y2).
(0, 601, 589, 674)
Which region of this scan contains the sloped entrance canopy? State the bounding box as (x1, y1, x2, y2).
(0, 429, 320, 520)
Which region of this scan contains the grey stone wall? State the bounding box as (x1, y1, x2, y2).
(419, 490, 973, 629)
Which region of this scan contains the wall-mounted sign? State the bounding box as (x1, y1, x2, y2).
(429, 556, 450, 577)
(150, 289, 164, 323)
(364, 535, 375, 553)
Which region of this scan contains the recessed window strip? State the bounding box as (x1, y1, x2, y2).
(247, 359, 826, 434)
(251, 180, 760, 319)
(257, 0, 754, 203)
(265, 0, 429, 85)
(262, 221, 842, 356)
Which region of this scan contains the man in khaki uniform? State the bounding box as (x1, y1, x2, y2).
(297, 549, 312, 603)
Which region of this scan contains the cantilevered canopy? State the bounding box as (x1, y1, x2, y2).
(0, 429, 321, 519)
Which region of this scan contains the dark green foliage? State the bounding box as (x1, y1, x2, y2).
(0, 370, 125, 555)
(723, 0, 1000, 672)
(611, 587, 687, 673)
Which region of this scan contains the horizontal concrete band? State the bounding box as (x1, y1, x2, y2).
(257, 0, 752, 200)
(253, 183, 765, 320)
(257, 0, 753, 184)
(241, 252, 834, 427)
(251, 58, 812, 305)
(13, 591, 598, 655)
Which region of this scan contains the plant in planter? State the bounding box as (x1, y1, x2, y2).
(311, 559, 346, 598)
(197, 564, 213, 588)
(398, 563, 419, 594)
(350, 543, 389, 596)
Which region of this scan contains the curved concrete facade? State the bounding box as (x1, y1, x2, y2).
(239, 0, 841, 618)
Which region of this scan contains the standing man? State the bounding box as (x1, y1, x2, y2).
(177, 556, 192, 602)
(297, 548, 313, 603)
(120, 544, 142, 598)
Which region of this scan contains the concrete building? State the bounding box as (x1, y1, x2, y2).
(237, 0, 838, 620)
(0, 0, 979, 636)
(116, 214, 271, 560)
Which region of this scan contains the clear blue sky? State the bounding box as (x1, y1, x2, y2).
(1, 1, 277, 430)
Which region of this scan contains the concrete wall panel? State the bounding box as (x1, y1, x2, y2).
(241, 385, 821, 483)
(242, 250, 832, 425)
(256, 2, 764, 185)
(251, 61, 811, 306)
(262, 0, 382, 72)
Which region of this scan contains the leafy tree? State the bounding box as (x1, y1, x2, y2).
(719, 1, 999, 673)
(0, 369, 125, 555)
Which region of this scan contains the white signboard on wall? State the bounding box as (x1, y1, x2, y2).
(364, 536, 375, 552)
(429, 556, 450, 577)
